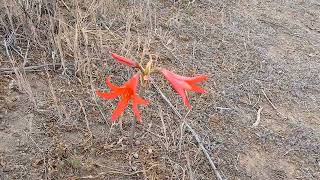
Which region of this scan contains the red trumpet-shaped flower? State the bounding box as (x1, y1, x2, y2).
(96, 73, 148, 122)
(160, 68, 207, 108)
(111, 53, 139, 68)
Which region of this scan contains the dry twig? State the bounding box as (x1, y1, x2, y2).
(252, 107, 263, 127)
(0, 63, 66, 74)
(79, 100, 93, 139)
(261, 89, 286, 119)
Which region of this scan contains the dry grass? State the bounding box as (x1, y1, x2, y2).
(1, 0, 320, 179)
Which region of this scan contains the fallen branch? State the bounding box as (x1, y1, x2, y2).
(79, 100, 93, 146)
(150, 78, 223, 180)
(0, 63, 73, 74)
(252, 107, 263, 127)
(261, 89, 286, 119)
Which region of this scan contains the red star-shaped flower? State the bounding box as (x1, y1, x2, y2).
(96, 73, 148, 122)
(160, 68, 207, 108)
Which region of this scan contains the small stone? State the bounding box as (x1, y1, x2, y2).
(133, 152, 139, 159)
(12, 132, 20, 137)
(147, 148, 153, 154)
(91, 147, 97, 154)
(131, 166, 137, 171)
(103, 143, 113, 150)
(32, 159, 44, 167)
(135, 140, 141, 145)
(9, 80, 18, 90)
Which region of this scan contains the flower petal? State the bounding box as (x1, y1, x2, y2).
(96, 90, 121, 99)
(111, 95, 130, 121)
(161, 69, 191, 107)
(134, 95, 149, 105)
(132, 101, 142, 123)
(105, 76, 121, 91)
(161, 68, 192, 81)
(132, 96, 149, 123)
(174, 86, 191, 108)
(190, 84, 206, 93)
(111, 53, 139, 68)
(186, 75, 208, 83)
(125, 73, 140, 93)
(161, 68, 207, 83)
(161, 69, 192, 89)
(167, 79, 191, 108)
(161, 68, 203, 108)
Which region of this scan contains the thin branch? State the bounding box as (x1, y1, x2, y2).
(261, 89, 286, 119)
(252, 107, 263, 127)
(150, 78, 224, 180)
(159, 108, 169, 150)
(0, 63, 66, 74)
(129, 115, 137, 147)
(79, 100, 93, 145)
(261, 89, 277, 110)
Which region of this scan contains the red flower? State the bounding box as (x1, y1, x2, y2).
(111, 53, 139, 68)
(160, 68, 207, 108)
(96, 73, 148, 122)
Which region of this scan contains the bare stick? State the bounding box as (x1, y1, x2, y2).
(129, 116, 136, 147)
(252, 107, 263, 127)
(261, 89, 277, 110)
(22, 39, 30, 67)
(150, 78, 223, 180)
(79, 100, 93, 144)
(4, 37, 36, 106)
(261, 89, 286, 119)
(179, 109, 191, 157)
(159, 108, 169, 150)
(0, 63, 66, 74)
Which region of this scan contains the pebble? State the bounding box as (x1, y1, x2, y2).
(133, 152, 139, 159)
(135, 140, 141, 145)
(12, 132, 21, 137)
(131, 166, 137, 171)
(9, 80, 18, 91)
